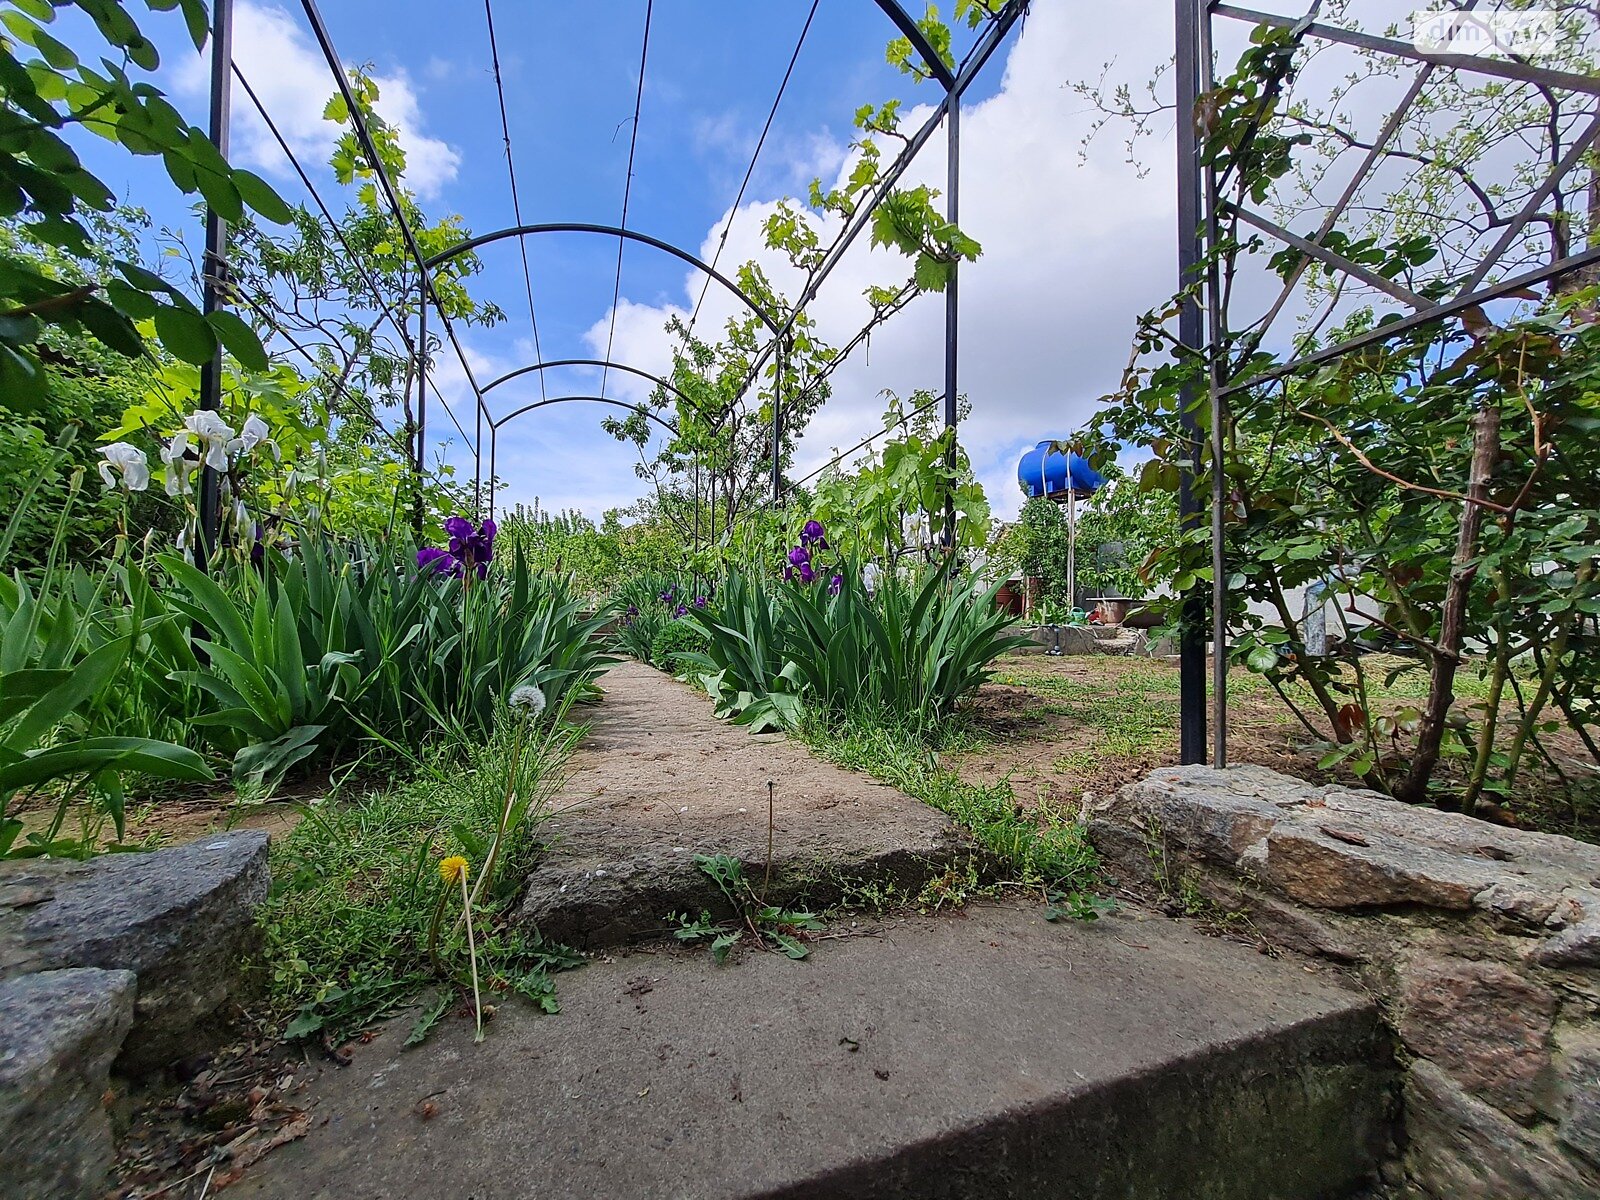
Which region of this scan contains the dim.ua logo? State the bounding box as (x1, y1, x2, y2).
(1411, 8, 1563, 57)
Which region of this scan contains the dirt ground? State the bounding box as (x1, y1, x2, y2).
(949, 654, 1312, 810)
(951, 651, 1599, 841)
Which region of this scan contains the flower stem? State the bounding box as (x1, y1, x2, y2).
(460, 871, 484, 1042)
(425, 883, 451, 974)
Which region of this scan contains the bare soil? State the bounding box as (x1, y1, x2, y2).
(952, 652, 1600, 841)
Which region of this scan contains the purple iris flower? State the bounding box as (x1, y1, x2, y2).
(674, 603, 688, 617)
(626, 604, 639, 616)
(782, 565, 796, 582)
(828, 573, 843, 595)
(417, 546, 462, 578)
(660, 585, 676, 605)
(799, 563, 816, 584)
(441, 515, 496, 578)
(472, 518, 497, 565)
(788, 545, 810, 568)
(444, 515, 473, 555)
(801, 519, 828, 549)
(693, 595, 708, 608)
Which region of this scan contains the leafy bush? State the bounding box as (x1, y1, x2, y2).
(0, 462, 211, 857)
(783, 565, 1031, 732)
(650, 618, 707, 675)
(682, 569, 801, 731)
(610, 572, 690, 661)
(684, 540, 1029, 734)
(153, 537, 614, 788)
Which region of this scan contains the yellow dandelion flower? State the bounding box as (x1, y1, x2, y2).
(439, 855, 469, 885)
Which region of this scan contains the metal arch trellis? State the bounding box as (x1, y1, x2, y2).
(422, 224, 785, 337)
(482, 359, 698, 409)
(478, 359, 698, 523)
(485, 397, 683, 523)
(684, 0, 821, 347)
(414, 1, 1026, 521)
(1173, 0, 1600, 767)
(190, 0, 1028, 561)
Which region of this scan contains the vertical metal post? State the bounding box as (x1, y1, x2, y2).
(195, 0, 233, 569)
(1175, 0, 1208, 764)
(942, 97, 960, 550)
(771, 338, 786, 507)
(473, 370, 483, 517)
(488, 425, 498, 522)
(413, 281, 428, 532)
(1067, 487, 1077, 609)
(1200, 5, 1228, 769)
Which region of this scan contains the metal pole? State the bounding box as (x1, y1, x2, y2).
(1175, 0, 1208, 764)
(771, 337, 786, 507)
(942, 98, 960, 550)
(488, 425, 498, 522)
(195, 0, 233, 570)
(1200, 4, 1227, 769)
(473, 366, 483, 517)
(414, 282, 428, 532)
(1067, 488, 1077, 610)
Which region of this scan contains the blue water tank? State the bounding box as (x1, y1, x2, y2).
(1018, 441, 1104, 501)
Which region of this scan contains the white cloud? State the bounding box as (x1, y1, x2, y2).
(175, 1, 461, 199)
(584, 1, 1178, 522)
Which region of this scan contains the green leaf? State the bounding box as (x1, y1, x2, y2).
(153, 302, 217, 365)
(234, 169, 293, 224)
(283, 1007, 325, 1040)
(0, 737, 212, 791)
(207, 309, 268, 371)
(404, 990, 452, 1047)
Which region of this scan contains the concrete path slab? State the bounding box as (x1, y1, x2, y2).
(517, 662, 971, 947)
(234, 901, 1391, 1200)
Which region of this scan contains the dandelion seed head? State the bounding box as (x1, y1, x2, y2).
(509, 684, 547, 714)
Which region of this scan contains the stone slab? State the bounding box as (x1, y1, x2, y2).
(1405, 1060, 1596, 1199)
(233, 901, 1391, 1200)
(0, 967, 136, 1200)
(517, 662, 972, 948)
(1097, 765, 1600, 941)
(0, 830, 269, 1073)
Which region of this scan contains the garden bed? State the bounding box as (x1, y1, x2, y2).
(955, 653, 1600, 843)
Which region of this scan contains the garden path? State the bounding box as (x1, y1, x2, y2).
(231, 900, 1389, 1200)
(225, 667, 1394, 1199)
(515, 660, 971, 946)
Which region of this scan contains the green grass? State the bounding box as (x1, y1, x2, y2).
(796, 710, 1098, 888)
(259, 716, 583, 1043)
(995, 668, 1179, 764)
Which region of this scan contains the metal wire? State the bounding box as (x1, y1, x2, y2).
(228, 66, 477, 482)
(483, 0, 546, 402)
(298, 0, 492, 441)
(684, 0, 820, 345)
(598, 0, 652, 404)
(231, 63, 414, 355)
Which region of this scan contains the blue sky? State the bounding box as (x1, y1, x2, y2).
(66, 1, 1189, 523)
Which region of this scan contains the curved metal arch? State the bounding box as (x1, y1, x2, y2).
(422, 223, 782, 336)
(484, 357, 697, 412)
(491, 395, 681, 439)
